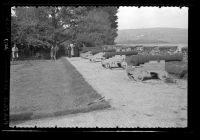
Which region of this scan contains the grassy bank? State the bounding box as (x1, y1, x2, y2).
(10, 58, 110, 125)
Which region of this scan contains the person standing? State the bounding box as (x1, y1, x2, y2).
(70, 43, 74, 57)
(68, 45, 71, 58)
(50, 46, 54, 60)
(12, 44, 19, 61)
(76, 45, 80, 57)
(74, 44, 80, 57)
(53, 45, 59, 60)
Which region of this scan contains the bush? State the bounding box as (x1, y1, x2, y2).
(91, 48, 116, 55)
(81, 47, 102, 53)
(181, 47, 188, 53)
(165, 61, 188, 78)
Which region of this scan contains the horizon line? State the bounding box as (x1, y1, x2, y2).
(118, 27, 188, 30)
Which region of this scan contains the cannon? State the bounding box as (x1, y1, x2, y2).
(80, 51, 93, 59)
(125, 54, 183, 81)
(126, 54, 183, 66)
(103, 51, 138, 59)
(89, 49, 116, 62)
(89, 52, 106, 62)
(126, 60, 168, 81)
(101, 55, 126, 69)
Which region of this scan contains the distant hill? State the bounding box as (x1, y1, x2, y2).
(115, 28, 188, 44)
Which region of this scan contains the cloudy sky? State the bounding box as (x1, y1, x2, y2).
(117, 7, 188, 30)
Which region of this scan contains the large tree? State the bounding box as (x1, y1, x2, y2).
(11, 6, 118, 49)
(12, 7, 74, 48)
(100, 6, 118, 44)
(74, 7, 118, 47)
(75, 8, 110, 47)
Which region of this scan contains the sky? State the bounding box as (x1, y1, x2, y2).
(11, 6, 188, 30)
(117, 7, 188, 30)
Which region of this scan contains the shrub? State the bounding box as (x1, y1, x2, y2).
(81, 47, 102, 53)
(165, 61, 187, 78)
(91, 49, 116, 55)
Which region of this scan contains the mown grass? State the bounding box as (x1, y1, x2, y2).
(10, 58, 110, 125)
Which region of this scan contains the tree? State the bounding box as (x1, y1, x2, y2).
(11, 16, 19, 45)
(12, 7, 73, 48)
(101, 7, 118, 44)
(75, 7, 118, 47)
(11, 6, 119, 50)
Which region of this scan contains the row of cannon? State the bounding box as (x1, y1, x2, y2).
(81, 49, 185, 81)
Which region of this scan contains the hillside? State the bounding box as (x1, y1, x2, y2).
(115, 28, 188, 44)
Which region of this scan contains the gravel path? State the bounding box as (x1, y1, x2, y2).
(14, 57, 187, 128)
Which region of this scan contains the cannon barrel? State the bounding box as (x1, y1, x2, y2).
(126, 54, 183, 66)
(103, 51, 138, 59)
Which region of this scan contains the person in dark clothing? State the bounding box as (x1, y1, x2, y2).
(12, 44, 19, 61)
(68, 45, 71, 58)
(74, 45, 80, 57)
(50, 45, 59, 60)
(65, 46, 68, 56)
(77, 46, 80, 57)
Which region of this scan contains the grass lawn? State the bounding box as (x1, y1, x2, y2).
(10, 58, 110, 125)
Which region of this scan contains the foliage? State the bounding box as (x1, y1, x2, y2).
(11, 6, 118, 52)
(165, 61, 188, 78)
(80, 47, 102, 53)
(75, 7, 118, 47)
(91, 49, 116, 55)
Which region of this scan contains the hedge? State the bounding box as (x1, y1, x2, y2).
(126, 54, 183, 66)
(80, 47, 102, 53)
(142, 46, 157, 51)
(181, 47, 188, 53)
(102, 45, 116, 49)
(103, 51, 138, 59)
(158, 46, 178, 51)
(91, 49, 116, 55)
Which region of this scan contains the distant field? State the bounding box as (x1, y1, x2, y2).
(10, 58, 110, 125)
(115, 28, 188, 44)
(116, 43, 188, 49)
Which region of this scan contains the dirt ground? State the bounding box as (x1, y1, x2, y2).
(14, 57, 187, 128)
(10, 59, 109, 125)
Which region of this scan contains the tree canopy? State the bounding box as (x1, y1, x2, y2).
(11, 6, 118, 49)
